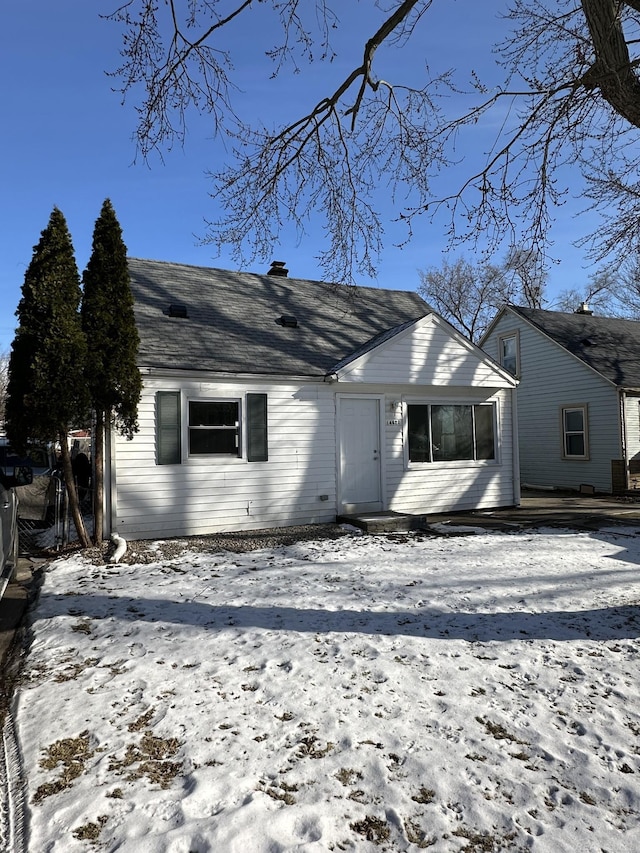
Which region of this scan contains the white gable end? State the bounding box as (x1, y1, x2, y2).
(335, 315, 515, 387)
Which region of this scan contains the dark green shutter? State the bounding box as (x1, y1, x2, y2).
(246, 393, 268, 462)
(156, 391, 181, 465)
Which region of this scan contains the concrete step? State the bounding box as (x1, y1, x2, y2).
(337, 511, 428, 534)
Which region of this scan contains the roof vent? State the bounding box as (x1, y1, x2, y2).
(168, 303, 188, 318)
(268, 260, 288, 277)
(575, 302, 593, 315)
(276, 315, 298, 328)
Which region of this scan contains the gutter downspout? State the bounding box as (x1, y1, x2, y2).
(109, 532, 127, 563)
(105, 418, 115, 543)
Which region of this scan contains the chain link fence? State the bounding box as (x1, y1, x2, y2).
(18, 474, 93, 555)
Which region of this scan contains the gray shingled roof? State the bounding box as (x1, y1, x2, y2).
(511, 306, 640, 388)
(128, 258, 431, 376)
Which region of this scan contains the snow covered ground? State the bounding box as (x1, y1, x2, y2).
(10, 524, 640, 852)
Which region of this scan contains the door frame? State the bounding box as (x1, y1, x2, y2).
(336, 393, 386, 514)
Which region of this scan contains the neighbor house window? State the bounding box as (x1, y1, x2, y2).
(499, 332, 519, 377)
(407, 404, 496, 463)
(155, 392, 268, 463)
(562, 405, 588, 459)
(189, 400, 240, 455)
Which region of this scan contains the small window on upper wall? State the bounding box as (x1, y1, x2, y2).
(561, 405, 588, 459)
(499, 332, 519, 377)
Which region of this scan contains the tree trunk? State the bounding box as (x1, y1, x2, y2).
(59, 430, 91, 549)
(581, 0, 640, 128)
(93, 410, 104, 546)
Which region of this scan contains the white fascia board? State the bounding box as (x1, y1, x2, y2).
(139, 367, 327, 383)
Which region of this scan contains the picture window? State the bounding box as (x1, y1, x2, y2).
(407, 403, 496, 463)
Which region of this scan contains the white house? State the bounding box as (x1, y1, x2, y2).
(105, 259, 519, 539)
(481, 304, 640, 494)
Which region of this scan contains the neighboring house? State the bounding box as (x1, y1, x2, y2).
(481, 304, 640, 494)
(105, 259, 519, 539)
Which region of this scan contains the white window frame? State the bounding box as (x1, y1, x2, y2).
(156, 391, 268, 465)
(561, 404, 589, 460)
(404, 401, 498, 467)
(498, 330, 520, 377)
(188, 397, 242, 458)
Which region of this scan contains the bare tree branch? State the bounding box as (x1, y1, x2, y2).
(104, 1, 640, 281)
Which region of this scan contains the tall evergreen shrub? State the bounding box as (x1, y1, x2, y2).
(82, 199, 141, 543)
(6, 207, 91, 547)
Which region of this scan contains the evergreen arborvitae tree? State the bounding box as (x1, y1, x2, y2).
(5, 206, 91, 547)
(82, 198, 141, 544)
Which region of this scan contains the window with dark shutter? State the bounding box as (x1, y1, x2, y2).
(189, 400, 240, 455)
(156, 391, 181, 465)
(246, 393, 268, 462)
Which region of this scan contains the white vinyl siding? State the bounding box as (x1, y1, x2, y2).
(623, 393, 640, 464)
(339, 318, 517, 515)
(113, 381, 517, 538)
(111, 317, 518, 538)
(337, 315, 515, 388)
(621, 392, 640, 488)
(113, 378, 337, 538)
(384, 387, 515, 515)
(483, 311, 622, 492)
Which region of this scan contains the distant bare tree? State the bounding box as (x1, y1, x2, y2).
(418, 250, 546, 342)
(617, 255, 640, 315)
(554, 258, 640, 317)
(501, 248, 548, 311)
(418, 259, 505, 343)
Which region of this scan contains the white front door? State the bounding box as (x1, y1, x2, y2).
(339, 397, 382, 513)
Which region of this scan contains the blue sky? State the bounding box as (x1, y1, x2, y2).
(1, 1, 600, 353)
